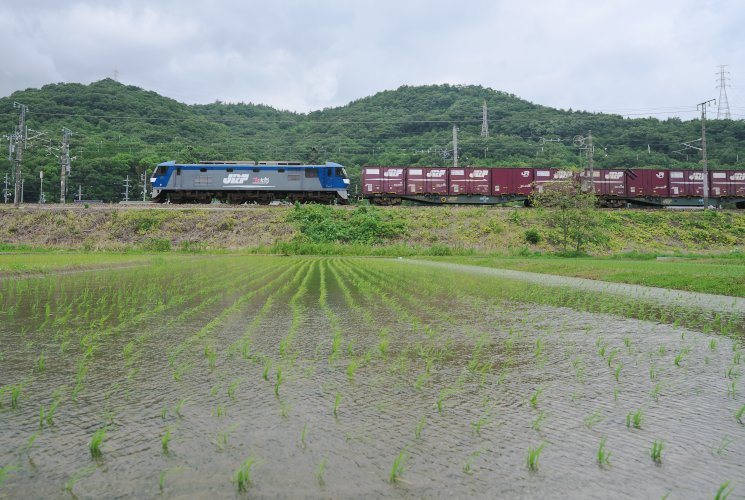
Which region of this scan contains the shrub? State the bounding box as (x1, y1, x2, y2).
(525, 228, 542, 244)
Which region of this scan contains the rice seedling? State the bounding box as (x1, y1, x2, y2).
(301, 423, 308, 448)
(713, 436, 735, 456)
(526, 443, 545, 471)
(650, 439, 664, 464)
(651, 381, 663, 402)
(623, 336, 632, 352)
(346, 359, 359, 383)
(531, 411, 546, 431)
(736, 404, 745, 424)
(710, 339, 718, 351)
(597, 436, 611, 467)
(10, 386, 20, 409)
(472, 411, 490, 435)
(529, 387, 542, 409)
(262, 358, 272, 381)
(274, 366, 283, 396)
(174, 398, 187, 418)
(316, 458, 327, 486)
(674, 351, 684, 367)
(389, 448, 409, 483)
(607, 348, 618, 367)
(227, 379, 240, 401)
(0, 464, 18, 486)
(415, 415, 426, 439)
(162, 426, 172, 453)
(583, 411, 604, 429)
(38, 406, 45, 428)
(35, 352, 46, 373)
(46, 399, 59, 426)
(715, 481, 733, 500)
(89, 427, 106, 458)
(727, 380, 736, 399)
(614, 363, 623, 383)
(626, 409, 643, 429)
(333, 391, 342, 417)
(233, 455, 258, 492)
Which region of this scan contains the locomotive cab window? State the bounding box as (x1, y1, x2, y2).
(305, 168, 318, 178)
(154, 166, 167, 176)
(335, 167, 345, 177)
(176, 168, 181, 175)
(327, 168, 332, 176)
(226, 168, 233, 173)
(200, 168, 207, 172)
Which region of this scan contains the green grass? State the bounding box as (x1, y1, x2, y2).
(435, 255, 745, 297)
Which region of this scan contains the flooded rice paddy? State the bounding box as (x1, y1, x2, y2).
(0, 256, 743, 498)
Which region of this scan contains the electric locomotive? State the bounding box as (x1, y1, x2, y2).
(150, 160, 350, 204)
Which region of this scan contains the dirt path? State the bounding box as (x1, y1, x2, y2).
(397, 258, 745, 315)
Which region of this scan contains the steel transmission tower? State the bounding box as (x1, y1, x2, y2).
(480, 100, 489, 137)
(716, 65, 731, 119)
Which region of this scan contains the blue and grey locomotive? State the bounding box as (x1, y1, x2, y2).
(150, 160, 350, 204)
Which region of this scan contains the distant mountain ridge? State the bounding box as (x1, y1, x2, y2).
(1, 79, 743, 202)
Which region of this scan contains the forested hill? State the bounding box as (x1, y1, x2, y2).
(1, 79, 744, 202)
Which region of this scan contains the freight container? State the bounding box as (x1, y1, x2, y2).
(492, 168, 534, 195)
(728, 170, 745, 196)
(591, 169, 626, 197)
(532, 168, 574, 192)
(710, 171, 730, 197)
(625, 170, 669, 197)
(449, 168, 491, 195)
(362, 166, 405, 195)
(669, 170, 704, 197)
(407, 167, 448, 195)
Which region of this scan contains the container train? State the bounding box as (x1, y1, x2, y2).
(150, 160, 350, 204)
(362, 166, 745, 208)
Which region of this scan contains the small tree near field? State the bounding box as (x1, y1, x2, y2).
(531, 179, 605, 253)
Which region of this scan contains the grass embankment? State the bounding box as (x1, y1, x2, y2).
(432, 255, 745, 297)
(1, 203, 744, 257)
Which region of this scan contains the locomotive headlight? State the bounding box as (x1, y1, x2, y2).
(343, 179, 350, 184)
(150, 178, 157, 183)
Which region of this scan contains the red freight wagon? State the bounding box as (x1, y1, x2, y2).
(449, 168, 491, 195)
(591, 169, 626, 197)
(406, 167, 448, 195)
(362, 166, 405, 195)
(626, 170, 669, 197)
(669, 170, 705, 197)
(492, 168, 534, 195)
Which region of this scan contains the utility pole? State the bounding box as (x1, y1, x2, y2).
(452, 125, 459, 169)
(3, 173, 8, 203)
(480, 100, 489, 137)
(141, 172, 147, 201)
(78, 185, 82, 201)
(12, 102, 27, 207)
(123, 175, 130, 201)
(716, 65, 731, 120)
(587, 130, 595, 193)
(698, 99, 716, 209)
(39, 170, 44, 204)
(60, 128, 71, 203)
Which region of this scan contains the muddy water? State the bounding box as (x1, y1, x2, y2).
(1, 257, 743, 498)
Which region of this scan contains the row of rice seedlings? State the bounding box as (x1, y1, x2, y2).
(277, 260, 317, 359)
(225, 259, 309, 361)
(167, 260, 308, 377)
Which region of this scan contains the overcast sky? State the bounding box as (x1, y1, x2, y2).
(2, 0, 744, 120)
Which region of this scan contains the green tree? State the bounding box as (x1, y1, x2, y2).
(531, 179, 605, 253)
